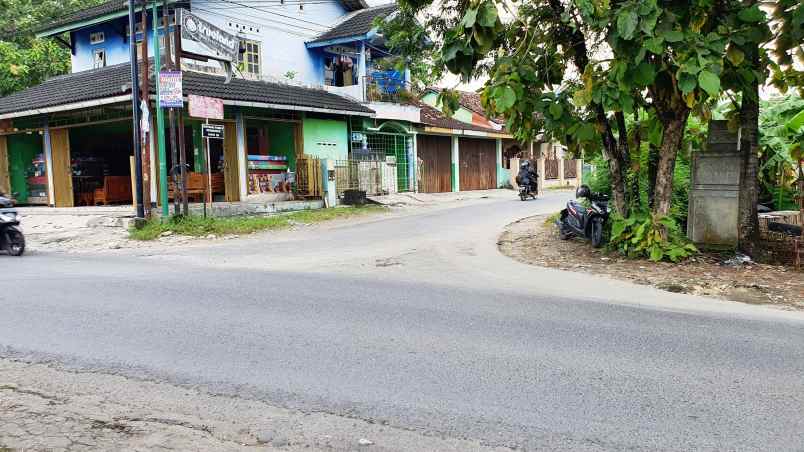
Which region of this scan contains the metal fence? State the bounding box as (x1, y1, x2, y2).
(295, 157, 322, 198)
(564, 159, 579, 179)
(545, 159, 560, 180)
(334, 159, 393, 197)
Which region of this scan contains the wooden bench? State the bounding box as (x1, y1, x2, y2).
(169, 172, 223, 202)
(93, 176, 132, 205)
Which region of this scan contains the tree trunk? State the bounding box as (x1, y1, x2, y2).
(652, 112, 689, 217)
(647, 144, 659, 209)
(737, 50, 760, 255)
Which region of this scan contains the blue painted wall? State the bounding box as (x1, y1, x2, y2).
(71, 12, 171, 72)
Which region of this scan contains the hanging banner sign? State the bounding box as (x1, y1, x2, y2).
(159, 71, 183, 108)
(178, 9, 239, 63)
(323, 45, 358, 56)
(201, 123, 225, 139)
(188, 94, 224, 120)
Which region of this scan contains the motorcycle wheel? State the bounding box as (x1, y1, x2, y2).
(6, 230, 25, 256)
(558, 221, 571, 240)
(520, 192, 527, 201)
(591, 218, 604, 248)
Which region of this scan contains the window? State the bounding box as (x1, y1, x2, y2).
(238, 40, 261, 77)
(89, 31, 105, 44)
(93, 48, 106, 69)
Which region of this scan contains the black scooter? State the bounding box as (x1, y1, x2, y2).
(556, 185, 609, 248)
(0, 193, 25, 256)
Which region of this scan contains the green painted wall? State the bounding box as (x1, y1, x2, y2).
(7, 134, 43, 203)
(421, 92, 475, 124)
(266, 122, 296, 171)
(302, 118, 348, 160)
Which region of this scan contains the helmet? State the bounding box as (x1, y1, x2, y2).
(576, 184, 591, 199)
(520, 160, 530, 169)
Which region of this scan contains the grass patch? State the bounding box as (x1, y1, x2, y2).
(130, 205, 386, 241)
(544, 211, 561, 226)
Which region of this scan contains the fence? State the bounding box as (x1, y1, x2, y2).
(295, 157, 322, 198)
(545, 159, 559, 179)
(334, 159, 398, 197)
(564, 159, 578, 179)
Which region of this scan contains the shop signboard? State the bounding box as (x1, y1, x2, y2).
(159, 71, 183, 108)
(201, 123, 225, 140)
(178, 9, 239, 63)
(324, 45, 358, 55)
(188, 94, 224, 120)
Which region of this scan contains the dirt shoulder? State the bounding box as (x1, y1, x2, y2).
(0, 358, 506, 452)
(498, 214, 804, 310)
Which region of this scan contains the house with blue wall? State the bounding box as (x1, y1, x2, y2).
(0, 0, 541, 210)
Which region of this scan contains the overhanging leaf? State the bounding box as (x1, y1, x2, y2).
(738, 5, 765, 23)
(478, 2, 498, 27)
(726, 46, 745, 66)
(698, 70, 721, 97)
(549, 102, 563, 119)
(633, 62, 656, 86)
(494, 85, 516, 111)
(662, 30, 684, 43)
(617, 10, 639, 40)
(461, 8, 478, 28)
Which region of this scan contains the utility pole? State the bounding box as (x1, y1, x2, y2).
(128, 0, 145, 222)
(140, 0, 152, 217)
(152, 0, 169, 218)
(163, 0, 180, 216)
(175, 14, 189, 216)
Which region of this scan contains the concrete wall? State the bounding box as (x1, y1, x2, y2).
(71, 14, 171, 72)
(302, 117, 348, 160)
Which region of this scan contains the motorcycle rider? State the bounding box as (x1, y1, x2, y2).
(516, 159, 538, 197)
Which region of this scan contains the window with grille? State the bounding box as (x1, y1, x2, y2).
(89, 31, 105, 44)
(93, 48, 106, 69)
(238, 40, 261, 77)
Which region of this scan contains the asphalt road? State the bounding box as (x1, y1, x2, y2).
(3, 192, 804, 450)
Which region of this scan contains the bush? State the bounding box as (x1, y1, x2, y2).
(609, 211, 698, 262)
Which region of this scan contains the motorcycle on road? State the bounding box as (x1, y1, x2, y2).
(0, 193, 25, 256)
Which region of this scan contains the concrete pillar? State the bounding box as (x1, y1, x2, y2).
(410, 133, 418, 192)
(558, 158, 565, 186)
(451, 135, 460, 192)
(149, 118, 158, 207)
(42, 121, 55, 207)
(495, 138, 503, 188)
(236, 110, 248, 200)
(321, 158, 337, 207)
(576, 159, 583, 187)
(359, 41, 367, 101)
(536, 157, 545, 192)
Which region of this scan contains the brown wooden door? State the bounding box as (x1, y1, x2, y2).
(223, 122, 240, 202)
(50, 128, 74, 207)
(417, 135, 452, 193)
(459, 137, 496, 191)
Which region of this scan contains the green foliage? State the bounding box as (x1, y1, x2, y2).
(0, 0, 105, 96)
(609, 211, 698, 262)
(758, 95, 804, 207)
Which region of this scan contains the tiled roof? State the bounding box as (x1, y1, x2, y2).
(308, 4, 397, 44)
(0, 62, 374, 117)
(413, 101, 499, 133)
(37, 0, 127, 34)
(426, 88, 506, 124)
(39, 0, 369, 34)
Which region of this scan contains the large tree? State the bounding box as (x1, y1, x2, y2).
(0, 0, 104, 96)
(384, 0, 777, 224)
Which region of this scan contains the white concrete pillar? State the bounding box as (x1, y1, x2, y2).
(411, 132, 418, 192)
(495, 138, 503, 188)
(236, 110, 248, 200)
(359, 41, 368, 101)
(321, 158, 337, 207)
(42, 121, 55, 207)
(451, 135, 460, 192)
(558, 158, 565, 186)
(149, 119, 158, 207)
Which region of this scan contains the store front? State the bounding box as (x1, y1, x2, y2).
(244, 118, 300, 198)
(2, 133, 48, 205)
(69, 121, 133, 206)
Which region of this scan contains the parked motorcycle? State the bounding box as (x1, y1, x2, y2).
(556, 185, 609, 248)
(0, 193, 25, 256)
(516, 160, 538, 201)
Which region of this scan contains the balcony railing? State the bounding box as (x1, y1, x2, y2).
(363, 75, 414, 103)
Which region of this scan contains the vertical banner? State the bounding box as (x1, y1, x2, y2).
(159, 71, 184, 108)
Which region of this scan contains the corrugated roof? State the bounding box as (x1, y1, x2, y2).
(308, 3, 397, 44)
(0, 62, 374, 117)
